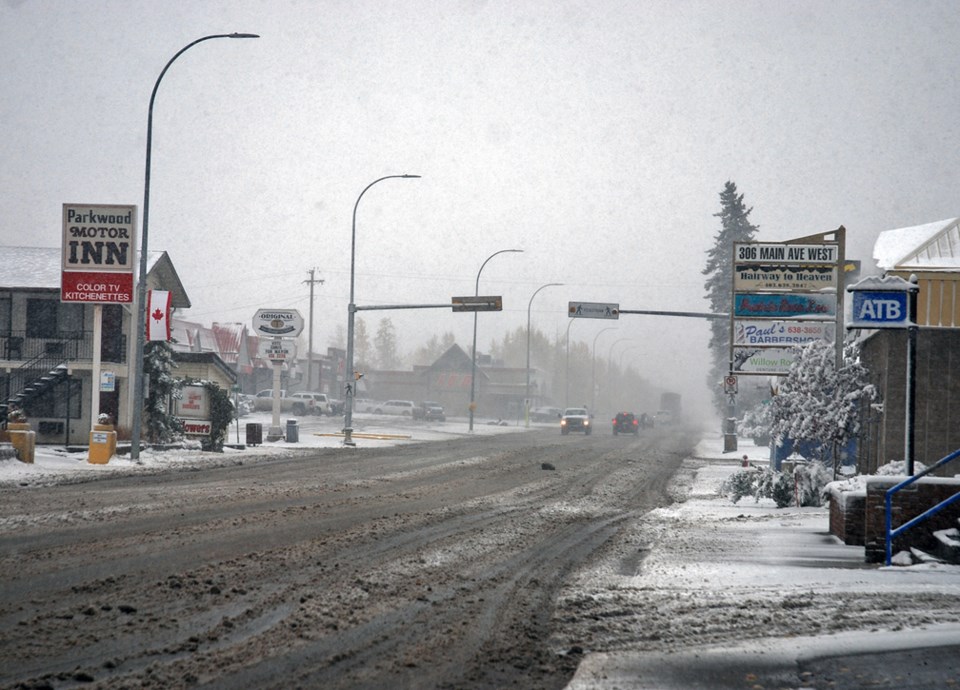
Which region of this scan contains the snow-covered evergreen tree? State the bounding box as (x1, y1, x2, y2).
(703, 181, 759, 413)
(771, 339, 876, 475)
(144, 340, 183, 443)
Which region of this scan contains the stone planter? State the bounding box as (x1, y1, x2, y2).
(88, 423, 117, 464)
(7, 422, 35, 464)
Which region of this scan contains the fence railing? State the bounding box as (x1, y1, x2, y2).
(0, 331, 126, 364)
(885, 447, 960, 565)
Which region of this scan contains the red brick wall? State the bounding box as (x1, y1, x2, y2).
(864, 477, 960, 563)
(828, 488, 866, 546)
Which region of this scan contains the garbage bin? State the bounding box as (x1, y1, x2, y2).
(245, 422, 262, 446)
(286, 418, 299, 443)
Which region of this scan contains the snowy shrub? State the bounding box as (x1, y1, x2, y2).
(793, 461, 833, 507)
(771, 340, 876, 476)
(721, 464, 831, 508)
(721, 469, 758, 504)
(738, 401, 772, 446)
(754, 470, 794, 508)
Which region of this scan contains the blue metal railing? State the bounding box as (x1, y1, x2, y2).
(885, 447, 960, 565)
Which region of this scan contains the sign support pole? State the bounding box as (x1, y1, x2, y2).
(90, 304, 102, 426)
(267, 360, 283, 442)
(906, 275, 918, 475)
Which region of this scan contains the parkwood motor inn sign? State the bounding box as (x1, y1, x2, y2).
(61, 203, 136, 304)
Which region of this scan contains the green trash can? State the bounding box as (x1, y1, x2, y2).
(285, 418, 299, 443)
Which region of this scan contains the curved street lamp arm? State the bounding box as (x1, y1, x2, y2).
(132, 32, 258, 462)
(475, 248, 523, 294)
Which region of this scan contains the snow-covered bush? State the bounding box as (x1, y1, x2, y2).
(721, 469, 758, 504)
(794, 461, 833, 507)
(720, 468, 790, 507)
(720, 462, 833, 508)
(771, 340, 876, 475)
(738, 401, 772, 446)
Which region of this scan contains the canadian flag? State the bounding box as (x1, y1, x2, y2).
(146, 290, 172, 342)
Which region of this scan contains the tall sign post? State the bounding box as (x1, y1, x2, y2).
(730, 227, 845, 457)
(847, 274, 919, 474)
(252, 308, 304, 441)
(61, 203, 136, 462)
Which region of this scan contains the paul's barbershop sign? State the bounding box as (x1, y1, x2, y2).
(61, 203, 136, 304)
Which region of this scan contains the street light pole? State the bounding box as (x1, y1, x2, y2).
(130, 32, 258, 463)
(591, 326, 617, 413)
(565, 318, 576, 408)
(525, 282, 562, 427)
(343, 174, 420, 446)
(468, 248, 523, 431)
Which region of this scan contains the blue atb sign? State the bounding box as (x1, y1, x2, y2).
(850, 290, 909, 328)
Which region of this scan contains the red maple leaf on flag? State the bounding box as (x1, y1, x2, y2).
(152, 308, 164, 322)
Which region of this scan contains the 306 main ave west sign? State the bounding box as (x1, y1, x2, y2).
(61, 203, 136, 304)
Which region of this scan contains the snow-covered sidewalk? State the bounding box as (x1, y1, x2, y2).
(565, 435, 960, 689)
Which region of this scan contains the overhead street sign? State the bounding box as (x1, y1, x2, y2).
(452, 295, 502, 312)
(569, 302, 619, 319)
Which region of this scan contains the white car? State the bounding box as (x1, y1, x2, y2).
(560, 407, 592, 435)
(289, 391, 333, 416)
(375, 400, 416, 416)
(353, 398, 380, 413)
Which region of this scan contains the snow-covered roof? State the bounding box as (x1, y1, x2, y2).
(873, 218, 960, 271)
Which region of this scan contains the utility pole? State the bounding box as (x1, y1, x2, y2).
(303, 268, 324, 391)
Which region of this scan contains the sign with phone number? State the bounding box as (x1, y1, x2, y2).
(733, 319, 835, 346)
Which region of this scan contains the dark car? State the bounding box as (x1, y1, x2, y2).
(612, 411, 640, 435)
(412, 400, 446, 422)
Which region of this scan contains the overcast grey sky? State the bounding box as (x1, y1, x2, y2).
(3, 0, 959, 410)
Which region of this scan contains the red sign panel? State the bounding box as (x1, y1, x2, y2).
(61, 271, 134, 304)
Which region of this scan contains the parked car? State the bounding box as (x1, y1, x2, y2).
(353, 398, 379, 413)
(375, 400, 416, 416)
(412, 401, 446, 421)
(530, 406, 563, 422)
(253, 389, 290, 412)
(289, 391, 333, 416)
(612, 411, 640, 435)
(560, 407, 592, 435)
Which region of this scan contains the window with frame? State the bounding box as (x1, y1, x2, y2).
(25, 299, 84, 338)
(0, 295, 11, 335)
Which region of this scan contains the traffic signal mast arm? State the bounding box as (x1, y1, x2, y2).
(617, 309, 729, 320)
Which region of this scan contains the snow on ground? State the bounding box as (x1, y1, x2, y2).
(0, 411, 528, 488)
(564, 435, 960, 689)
